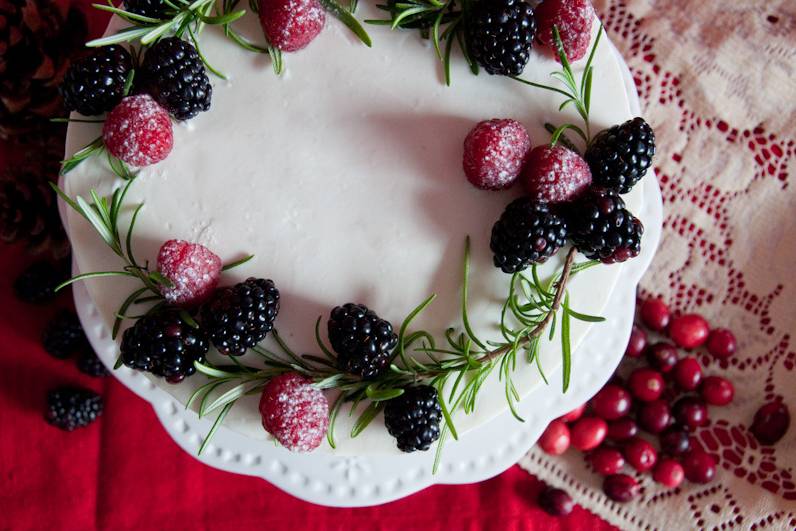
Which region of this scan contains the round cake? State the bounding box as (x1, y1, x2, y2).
(61, 1, 649, 457)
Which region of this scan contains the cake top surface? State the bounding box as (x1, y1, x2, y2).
(62, 5, 641, 456)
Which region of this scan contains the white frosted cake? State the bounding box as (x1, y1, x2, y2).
(61, 1, 647, 457)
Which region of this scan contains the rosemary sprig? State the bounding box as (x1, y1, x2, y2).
(51, 178, 168, 336)
(368, 0, 476, 86)
(512, 24, 604, 145)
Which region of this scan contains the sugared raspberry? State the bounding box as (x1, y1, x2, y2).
(523, 145, 591, 203)
(102, 94, 173, 166)
(259, 0, 326, 52)
(259, 372, 329, 452)
(463, 119, 531, 190)
(535, 0, 595, 62)
(156, 239, 222, 307)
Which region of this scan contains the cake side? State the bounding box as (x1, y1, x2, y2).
(62, 7, 643, 455)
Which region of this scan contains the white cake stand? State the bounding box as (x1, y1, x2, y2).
(70, 38, 662, 507)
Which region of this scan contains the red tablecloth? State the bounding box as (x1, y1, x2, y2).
(0, 2, 616, 529)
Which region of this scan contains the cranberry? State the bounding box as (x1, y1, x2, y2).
(645, 342, 679, 373)
(623, 436, 658, 472)
(751, 401, 790, 445)
(700, 376, 735, 406)
(653, 459, 685, 488)
(628, 368, 665, 402)
(706, 328, 737, 359)
(659, 427, 691, 456)
(640, 298, 670, 331)
(591, 385, 632, 420)
(539, 419, 571, 455)
(673, 397, 709, 430)
(682, 450, 717, 484)
(673, 356, 702, 391)
(570, 417, 608, 451)
(625, 325, 647, 358)
(559, 404, 586, 423)
(669, 314, 710, 349)
(638, 400, 672, 434)
(603, 474, 639, 503)
(607, 418, 638, 441)
(538, 486, 574, 516)
(589, 447, 625, 475)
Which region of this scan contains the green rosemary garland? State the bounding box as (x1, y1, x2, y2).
(368, 0, 477, 86)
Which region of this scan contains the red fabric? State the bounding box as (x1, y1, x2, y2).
(0, 2, 617, 529)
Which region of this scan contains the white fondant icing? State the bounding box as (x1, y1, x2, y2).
(63, 7, 642, 455)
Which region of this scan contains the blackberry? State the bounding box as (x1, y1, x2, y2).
(42, 310, 87, 359)
(123, 0, 170, 19)
(14, 260, 69, 304)
(60, 45, 133, 116)
(585, 117, 656, 194)
(490, 198, 568, 273)
(466, 0, 536, 76)
(328, 303, 398, 380)
(138, 37, 212, 121)
(120, 310, 209, 382)
(46, 387, 103, 431)
(384, 385, 442, 452)
(200, 278, 280, 356)
(77, 351, 109, 377)
(566, 189, 644, 263)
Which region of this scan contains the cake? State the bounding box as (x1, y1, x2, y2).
(59, 0, 653, 460)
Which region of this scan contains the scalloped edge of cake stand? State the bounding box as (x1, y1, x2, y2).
(71, 37, 662, 507)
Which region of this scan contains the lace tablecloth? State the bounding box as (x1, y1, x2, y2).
(519, 0, 796, 528)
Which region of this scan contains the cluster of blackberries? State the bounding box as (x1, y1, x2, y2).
(120, 277, 280, 382)
(324, 303, 442, 453)
(491, 117, 655, 273)
(60, 36, 211, 121)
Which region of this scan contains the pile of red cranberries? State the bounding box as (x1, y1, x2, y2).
(538, 298, 747, 506)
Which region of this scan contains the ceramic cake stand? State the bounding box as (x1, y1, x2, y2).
(71, 38, 663, 507)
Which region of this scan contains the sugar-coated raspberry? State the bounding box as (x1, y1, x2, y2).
(156, 239, 222, 307)
(259, 0, 326, 52)
(535, 0, 595, 62)
(102, 95, 173, 167)
(463, 119, 531, 190)
(523, 145, 591, 203)
(259, 372, 329, 452)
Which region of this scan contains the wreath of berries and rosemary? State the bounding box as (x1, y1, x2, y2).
(55, 0, 656, 472)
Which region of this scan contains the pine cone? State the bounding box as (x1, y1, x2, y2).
(0, 171, 68, 257)
(0, 0, 87, 138)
